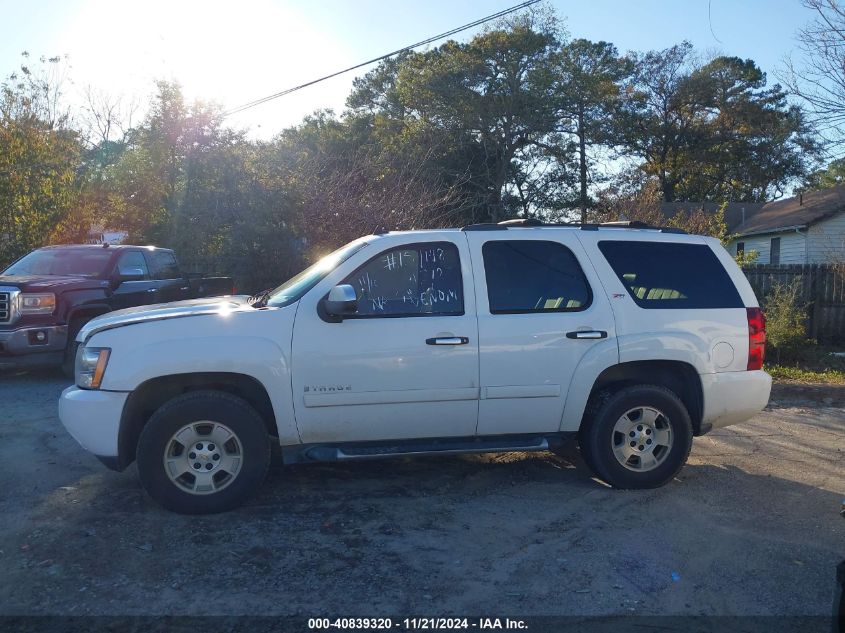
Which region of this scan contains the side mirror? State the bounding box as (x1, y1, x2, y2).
(116, 267, 145, 283)
(324, 284, 358, 319)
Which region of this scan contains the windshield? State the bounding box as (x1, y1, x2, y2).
(265, 238, 371, 308)
(3, 249, 114, 278)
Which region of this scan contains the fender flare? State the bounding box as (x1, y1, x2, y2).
(67, 303, 112, 329)
(560, 338, 619, 432)
(560, 336, 707, 433)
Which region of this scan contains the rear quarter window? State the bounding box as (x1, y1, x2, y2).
(597, 240, 743, 309)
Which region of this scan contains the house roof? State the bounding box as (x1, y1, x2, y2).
(730, 185, 845, 237)
(658, 185, 845, 237)
(659, 201, 765, 233)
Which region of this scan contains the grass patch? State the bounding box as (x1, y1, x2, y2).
(766, 364, 845, 384)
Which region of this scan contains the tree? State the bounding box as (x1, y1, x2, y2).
(0, 54, 81, 265)
(274, 111, 467, 254)
(685, 56, 818, 201)
(348, 10, 569, 223)
(555, 39, 631, 222)
(618, 45, 816, 203)
(782, 0, 845, 151)
(616, 43, 707, 203)
(801, 157, 845, 191)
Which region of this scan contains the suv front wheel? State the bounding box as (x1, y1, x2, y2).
(136, 391, 271, 514)
(579, 385, 693, 489)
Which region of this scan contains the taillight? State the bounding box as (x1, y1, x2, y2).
(747, 307, 766, 370)
(231, 285, 237, 295)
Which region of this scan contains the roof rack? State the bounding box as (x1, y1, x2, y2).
(460, 219, 687, 234)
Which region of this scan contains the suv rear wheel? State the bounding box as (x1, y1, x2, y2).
(136, 391, 270, 514)
(579, 385, 693, 489)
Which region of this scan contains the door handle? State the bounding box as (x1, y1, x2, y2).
(426, 337, 469, 345)
(566, 330, 607, 339)
(146, 288, 157, 293)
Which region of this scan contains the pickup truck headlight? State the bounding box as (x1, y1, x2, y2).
(19, 293, 56, 315)
(76, 347, 110, 389)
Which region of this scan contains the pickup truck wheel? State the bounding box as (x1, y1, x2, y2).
(61, 318, 87, 379)
(580, 385, 693, 489)
(61, 342, 79, 379)
(136, 391, 270, 514)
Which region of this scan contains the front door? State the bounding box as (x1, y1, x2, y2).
(465, 232, 616, 436)
(291, 237, 479, 444)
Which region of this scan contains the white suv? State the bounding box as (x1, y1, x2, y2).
(59, 221, 771, 514)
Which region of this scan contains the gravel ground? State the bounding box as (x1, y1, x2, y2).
(0, 370, 842, 617)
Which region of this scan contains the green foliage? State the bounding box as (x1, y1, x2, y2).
(766, 342, 845, 383)
(0, 54, 80, 265)
(764, 281, 810, 363)
(734, 249, 759, 266)
(105, 82, 307, 291)
(617, 45, 818, 203)
(800, 158, 845, 192)
(767, 364, 845, 384)
(347, 11, 575, 223)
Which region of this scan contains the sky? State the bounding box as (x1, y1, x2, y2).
(0, 0, 814, 139)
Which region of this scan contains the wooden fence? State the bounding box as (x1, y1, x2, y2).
(742, 264, 845, 342)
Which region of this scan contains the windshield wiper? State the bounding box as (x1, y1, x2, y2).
(249, 288, 272, 308)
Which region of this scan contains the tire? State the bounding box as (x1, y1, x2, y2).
(61, 318, 86, 379)
(579, 385, 693, 489)
(136, 390, 271, 514)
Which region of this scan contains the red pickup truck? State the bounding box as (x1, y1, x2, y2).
(0, 244, 234, 374)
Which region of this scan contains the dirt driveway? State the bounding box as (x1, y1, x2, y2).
(0, 371, 843, 618)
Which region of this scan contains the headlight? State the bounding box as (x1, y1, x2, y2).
(76, 347, 110, 389)
(19, 293, 56, 315)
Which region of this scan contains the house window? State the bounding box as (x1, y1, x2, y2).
(770, 237, 781, 265)
(736, 242, 745, 257)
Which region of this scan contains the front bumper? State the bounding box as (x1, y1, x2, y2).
(58, 386, 128, 465)
(700, 369, 772, 432)
(0, 324, 68, 368)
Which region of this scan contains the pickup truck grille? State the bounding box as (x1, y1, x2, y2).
(0, 291, 9, 323)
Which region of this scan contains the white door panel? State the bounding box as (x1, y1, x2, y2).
(466, 231, 616, 435)
(291, 236, 479, 443)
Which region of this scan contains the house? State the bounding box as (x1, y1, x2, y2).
(660, 186, 845, 265)
(725, 186, 845, 265)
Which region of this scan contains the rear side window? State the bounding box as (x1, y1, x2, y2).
(115, 251, 150, 279)
(144, 250, 180, 280)
(482, 240, 592, 313)
(597, 240, 743, 309)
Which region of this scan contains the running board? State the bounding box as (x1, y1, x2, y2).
(288, 435, 558, 464)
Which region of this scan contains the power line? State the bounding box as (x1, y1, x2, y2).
(708, 0, 723, 44)
(222, 0, 542, 117)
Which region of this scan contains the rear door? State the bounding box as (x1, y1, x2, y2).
(465, 230, 616, 435)
(144, 250, 191, 304)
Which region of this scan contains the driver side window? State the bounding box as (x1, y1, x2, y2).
(115, 251, 150, 280)
(343, 242, 464, 317)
